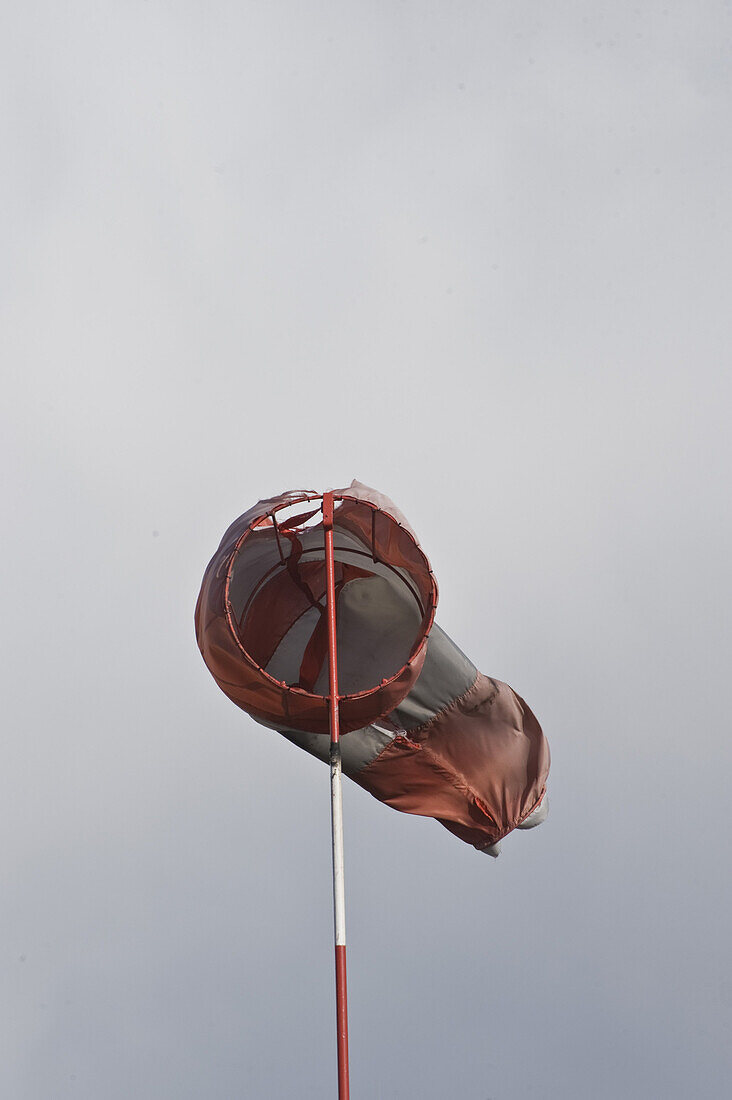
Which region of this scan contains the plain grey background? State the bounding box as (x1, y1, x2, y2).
(2, 3, 730, 1097)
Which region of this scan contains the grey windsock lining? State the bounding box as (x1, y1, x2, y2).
(387, 625, 477, 732)
(229, 521, 427, 697)
(266, 573, 422, 697)
(229, 523, 424, 626)
(278, 722, 396, 776)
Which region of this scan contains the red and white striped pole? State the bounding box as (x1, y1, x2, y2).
(323, 492, 350, 1099)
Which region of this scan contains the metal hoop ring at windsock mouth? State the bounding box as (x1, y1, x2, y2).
(204, 491, 438, 735)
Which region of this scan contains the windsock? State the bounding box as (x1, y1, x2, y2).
(195, 482, 549, 854)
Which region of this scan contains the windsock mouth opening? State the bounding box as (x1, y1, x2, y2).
(225, 493, 437, 706)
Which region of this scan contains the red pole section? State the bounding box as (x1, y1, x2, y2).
(323, 492, 350, 1100)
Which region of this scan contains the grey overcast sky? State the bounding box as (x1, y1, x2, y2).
(2, 2, 731, 1097)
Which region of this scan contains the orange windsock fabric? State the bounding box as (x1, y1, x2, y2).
(195, 482, 549, 852)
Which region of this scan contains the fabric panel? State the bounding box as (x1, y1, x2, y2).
(354, 675, 549, 849)
(276, 722, 396, 777)
(388, 624, 477, 731)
